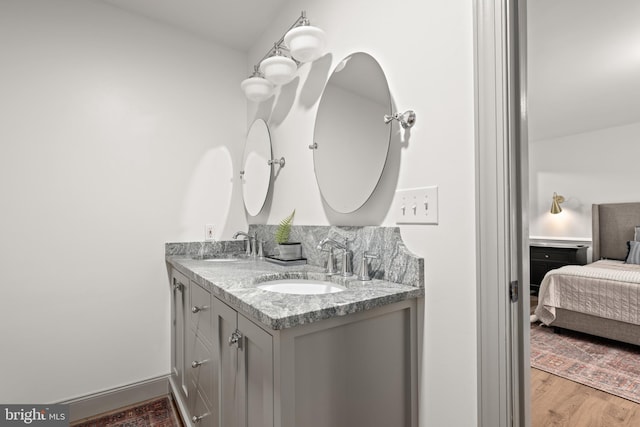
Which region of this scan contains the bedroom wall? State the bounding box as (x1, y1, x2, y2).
(0, 0, 246, 403)
(246, 1, 477, 426)
(529, 121, 640, 241)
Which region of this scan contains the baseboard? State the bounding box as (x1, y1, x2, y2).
(59, 375, 170, 422)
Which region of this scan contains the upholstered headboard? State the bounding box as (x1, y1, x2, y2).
(592, 203, 640, 260)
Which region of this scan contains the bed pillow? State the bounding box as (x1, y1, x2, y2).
(626, 240, 640, 265)
(635, 226, 640, 241)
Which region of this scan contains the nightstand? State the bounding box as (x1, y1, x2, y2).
(529, 244, 589, 295)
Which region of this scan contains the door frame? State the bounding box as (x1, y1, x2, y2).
(474, 0, 529, 426)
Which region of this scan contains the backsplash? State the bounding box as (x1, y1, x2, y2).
(250, 225, 424, 288)
(165, 240, 245, 258)
(165, 225, 424, 288)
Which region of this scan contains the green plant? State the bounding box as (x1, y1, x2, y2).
(275, 209, 295, 244)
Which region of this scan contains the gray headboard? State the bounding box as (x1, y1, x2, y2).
(592, 203, 640, 260)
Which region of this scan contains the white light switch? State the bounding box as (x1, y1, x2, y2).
(395, 186, 438, 224)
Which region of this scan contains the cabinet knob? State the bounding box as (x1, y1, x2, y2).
(228, 330, 243, 349)
(192, 415, 204, 423)
(544, 254, 549, 258)
(191, 305, 208, 314)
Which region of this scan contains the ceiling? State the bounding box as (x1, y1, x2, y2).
(100, 0, 288, 51)
(99, 0, 640, 142)
(528, 0, 640, 141)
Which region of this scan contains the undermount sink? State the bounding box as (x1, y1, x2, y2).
(257, 279, 346, 295)
(201, 257, 241, 262)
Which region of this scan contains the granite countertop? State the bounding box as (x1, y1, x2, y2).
(166, 255, 424, 330)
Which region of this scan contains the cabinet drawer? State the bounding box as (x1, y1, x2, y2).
(188, 333, 215, 407)
(530, 246, 572, 262)
(188, 388, 214, 427)
(191, 283, 212, 340)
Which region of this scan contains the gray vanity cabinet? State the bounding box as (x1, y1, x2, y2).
(170, 269, 189, 399)
(213, 297, 274, 427)
(170, 273, 217, 427)
(169, 267, 418, 427)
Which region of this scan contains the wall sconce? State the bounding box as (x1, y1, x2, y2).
(240, 11, 326, 102)
(550, 192, 565, 214)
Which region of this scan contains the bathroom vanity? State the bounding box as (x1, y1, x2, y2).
(166, 227, 423, 427)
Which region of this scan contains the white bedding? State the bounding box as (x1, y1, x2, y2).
(534, 260, 640, 326)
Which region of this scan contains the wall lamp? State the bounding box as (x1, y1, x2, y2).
(240, 11, 326, 102)
(550, 192, 565, 214)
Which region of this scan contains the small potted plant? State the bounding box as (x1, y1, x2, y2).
(275, 209, 301, 260)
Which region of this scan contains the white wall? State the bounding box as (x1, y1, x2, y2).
(529, 121, 640, 240)
(247, 1, 477, 425)
(0, 0, 246, 402)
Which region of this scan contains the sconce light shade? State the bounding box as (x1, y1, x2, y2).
(550, 192, 565, 214)
(259, 55, 297, 85)
(240, 76, 274, 102)
(284, 25, 326, 63)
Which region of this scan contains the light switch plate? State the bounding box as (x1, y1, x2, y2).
(394, 186, 438, 224)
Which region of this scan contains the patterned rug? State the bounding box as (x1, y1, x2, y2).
(71, 396, 182, 427)
(530, 322, 640, 403)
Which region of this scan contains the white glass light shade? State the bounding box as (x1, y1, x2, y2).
(240, 76, 274, 102)
(259, 55, 297, 85)
(284, 25, 326, 63)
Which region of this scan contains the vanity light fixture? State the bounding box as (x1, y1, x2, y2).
(240, 11, 326, 102)
(550, 192, 565, 214)
(384, 110, 417, 129)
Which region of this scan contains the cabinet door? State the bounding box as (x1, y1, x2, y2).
(171, 269, 189, 398)
(238, 314, 273, 427)
(213, 298, 238, 427)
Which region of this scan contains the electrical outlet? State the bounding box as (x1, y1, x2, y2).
(395, 186, 438, 224)
(205, 224, 215, 241)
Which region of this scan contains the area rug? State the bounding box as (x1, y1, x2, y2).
(530, 322, 640, 403)
(71, 396, 182, 427)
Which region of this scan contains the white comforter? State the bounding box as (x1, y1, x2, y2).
(534, 260, 640, 326)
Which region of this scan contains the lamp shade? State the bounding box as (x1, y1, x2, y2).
(550, 192, 564, 214)
(259, 55, 297, 85)
(283, 25, 326, 63)
(240, 76, 274, 102)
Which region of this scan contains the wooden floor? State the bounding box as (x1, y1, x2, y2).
(531, 368, 640, 427)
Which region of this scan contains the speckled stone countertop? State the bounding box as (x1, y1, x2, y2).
(166, 225, 424, 330)
(166, 255, 424, 330)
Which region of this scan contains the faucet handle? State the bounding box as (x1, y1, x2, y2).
(358, 251, 379, 281)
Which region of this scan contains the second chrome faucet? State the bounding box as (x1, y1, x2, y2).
(318, 237, 353, 277)
(316, 237, 353, 277)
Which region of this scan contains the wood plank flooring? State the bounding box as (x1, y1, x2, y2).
(531, 368, 640, 427)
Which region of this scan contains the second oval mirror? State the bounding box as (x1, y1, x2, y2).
(242, 119, 271, 216)
(313, 52, 392, 213)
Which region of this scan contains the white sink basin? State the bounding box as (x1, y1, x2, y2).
(257, 279, 345, 295)
(202, 258, 240, 262)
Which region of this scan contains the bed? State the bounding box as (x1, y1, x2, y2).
(534, 202, 640, 346)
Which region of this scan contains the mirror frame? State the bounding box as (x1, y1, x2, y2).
(241, 119, 272, 216)
(312, 52, 392, 214)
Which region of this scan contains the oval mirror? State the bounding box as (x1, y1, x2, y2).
(242, 119, 272, 216)
(313, 52, 392, 213)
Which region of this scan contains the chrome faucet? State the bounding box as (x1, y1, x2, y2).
(358, 251, 379, 281)
(316, 238, 346, 275)
(233, 231, 256, 257)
